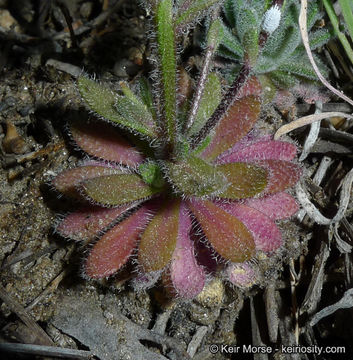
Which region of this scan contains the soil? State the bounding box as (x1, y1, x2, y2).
(0, 1, 353, 360)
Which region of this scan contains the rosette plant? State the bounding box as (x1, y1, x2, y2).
(218, 0, 330, 100)
(53, 0, 301, 298)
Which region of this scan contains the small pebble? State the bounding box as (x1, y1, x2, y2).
(80, 2, 94, 19)
(0, 9, 21, 32)
(18, 105, 33, 117)
(3, 120, 29, 154)
(0, 96, 16, 112)
(113, 58, 139, 78)
(195, 278, 224, 308)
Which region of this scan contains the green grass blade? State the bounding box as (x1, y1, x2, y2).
(338, 0, 353, 41)
(323, 0, 353, 65)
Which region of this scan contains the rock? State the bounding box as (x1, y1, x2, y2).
(0, 9, 21, 32)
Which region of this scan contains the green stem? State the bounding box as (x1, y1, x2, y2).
(191, 63, 251, 148)
(323, 0, 353, 65)
(185, 8, 221, 132)
(338, 0, 353, 41)
(156, 0, 177, 149)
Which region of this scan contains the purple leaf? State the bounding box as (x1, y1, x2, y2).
(216, 139, 297, 164)
(84, 202, 156, 279)
(53, 165, 122, 199)
(169, 202, 205, 298)
(244, 192, 299, 220)
(56, 205, 133, 242)
(187, 199, 255, 262)
(216, 201, 282, 252)
(71, 121, 144, 166)
(201, 96, 261, 161)
(259, 160, 302, 194)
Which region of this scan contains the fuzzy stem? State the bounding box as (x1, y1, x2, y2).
(178, 0, 193, 13)
(185, 8, 220, 133)
(191, 63, 250, 148)
(156, 0, 177, 150)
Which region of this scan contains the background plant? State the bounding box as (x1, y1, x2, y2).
(216, 0, 331, 101)
(323, 0, 353, 66)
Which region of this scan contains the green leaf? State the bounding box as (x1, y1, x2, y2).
(216, 163, 267, 199)
(282, 1, 300, 27)
(339, 0, 353, 41)
(263, 26, 301, 65)
(217, 45, 242, 61)
(138, 77, 157, 119)
(156, 0, 177, 145)
(257, 75, 277, 104)
(218, 21, 244, 58)
(176, 0, 220, 28)
(188, 73, 222, 137)
(82, 173, 161, 206)
(192, 135, 211, 155)
(53, 165, 122, 199)
(207, 19, 222, 50)
(235, 7, 259, 43)
(243, 28, 259, 66)
(139, 199, 180, 272)
(166, 156, 228, 197)
(139, 161, 165, 189)
(308, 29, 331, 50)
(77, 77, 157, 138)
(235, 8, 259, 66)
(277, 62, 318, 81)
(268, 70, 299, 88)
(223, 0, 236, 27)
(307, 0, 321, 30)
(114, 95, 157, 137)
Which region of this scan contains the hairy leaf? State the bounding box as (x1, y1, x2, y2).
(77, 77, 157, 138)
(268, 70, 299, 88)
(216, 139, 297, 164)
(188, 73, 222, 137)
(218, 20, 244, 58)
(259, 159, 302, 194)
(82, 174, 161, 206)
(176, 0, 219, 28)
(71, 121, 144, 166)
(53, 165, 121, 199)
(114, 95, 157, 136)
(85, 204, 154, 278)
(170, 202, 205, 298)
(166, 156, 228, 197)
(57, 205, 133, 242)
(201, 96, 261, 160)
(138, 77, 157, 119)
(216, 162, 267, 199)
(217, 202, 282, 252)
(187, 199, 255, 262)
(244, 192, 299, 220)
(139, 199, 180, 272)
